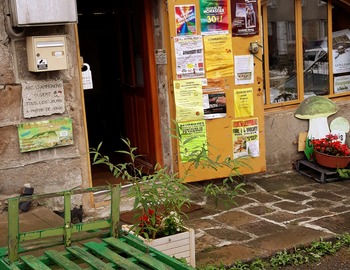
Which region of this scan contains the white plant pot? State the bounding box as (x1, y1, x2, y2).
(122, 225, 196, 267)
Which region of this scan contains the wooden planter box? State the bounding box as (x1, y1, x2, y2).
(123, 225, 196, 267)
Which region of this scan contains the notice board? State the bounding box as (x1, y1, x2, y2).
(168, 0, 265, 182)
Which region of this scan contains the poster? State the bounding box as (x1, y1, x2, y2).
(334, 75, 350, 93)
(202, 78, 227, 119)
(200, 0, 229, 35)
(234, 55, 254, 85)
(231, 0, 259, 37)
(178, 120, 208, 162)
(175, 5, 197, 36)
(232, 118, 259, 158)
(18, 117, 74, 153)
(234, 88, 254, 118)
(203, 92, 226, 119)
(174, 35, 205, 79)
(330, 29, 350, 74)
(203, 34, 233, 78)
(174, 79, 204, 122)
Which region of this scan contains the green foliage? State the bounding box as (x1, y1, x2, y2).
(171, 120, 250, 205)
(91, 121, 251, 239)
(197, 234, 350, 270)
(91, 138, 190, 240)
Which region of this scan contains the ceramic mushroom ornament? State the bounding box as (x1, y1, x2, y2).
(330, 116, 350, 144)
(294, 96, 339, 139)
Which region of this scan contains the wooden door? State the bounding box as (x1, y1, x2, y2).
(119, 0, 162, 169)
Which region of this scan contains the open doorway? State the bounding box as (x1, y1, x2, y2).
(76, 0, 161, 186)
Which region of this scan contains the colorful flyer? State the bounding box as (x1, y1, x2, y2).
(231, 0, 259, 37)
(18, 117, 74, 153)
(200, 0, 229, 35)
(232, 118, 259, 158)
(174, 35, 205, 79)
(174, 79, 204, 122)
(203, 34, 233, 78)
(178, 120, 208, 162)
(234, 88, 254, 118)
(175, 5, 197, 36)
(234, 55, 254, 85)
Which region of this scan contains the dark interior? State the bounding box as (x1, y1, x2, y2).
(76, 1, 126, 185)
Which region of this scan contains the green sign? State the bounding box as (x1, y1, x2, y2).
(18, 117, 74, 152)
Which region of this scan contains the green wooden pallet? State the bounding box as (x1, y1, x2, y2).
(0, 185, 195, 270)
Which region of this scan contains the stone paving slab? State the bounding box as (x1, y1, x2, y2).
(189, 171, 350, 268)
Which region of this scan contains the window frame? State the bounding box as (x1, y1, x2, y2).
(262, 0, 350, 110)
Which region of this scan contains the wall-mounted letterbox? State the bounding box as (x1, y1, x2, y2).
(26, 35, 68, 72)
(9, 0, 77, 27)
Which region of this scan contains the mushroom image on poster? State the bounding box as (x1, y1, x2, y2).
(294, 96, 339, 140)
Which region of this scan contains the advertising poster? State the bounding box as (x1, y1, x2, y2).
(330, 29, 350, 74)
(178, 120, 208, 162)
(231, 0, 259, 37)
(334, 75, 350, 93)
(234, 55, 254, 85)
(202, 77, 227, 119)
(174, 35, 205, 79)
(203, 92, 226, 119)
(203, 34, 233, 78)
(234, 88, 254, 118)
(174, 79, 204, 122)
(175, 5, 197, 36)
(200, 0, 229, 35)
(232, 118, 259, 158)
(18, 117, 74, 153)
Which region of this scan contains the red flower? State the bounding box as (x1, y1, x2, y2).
(311, 134, 350, 156)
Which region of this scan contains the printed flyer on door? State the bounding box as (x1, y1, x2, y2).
(174, 78, 204, 122)
(203, 34, 233, 78)
(175, 5, 197, 36)
(200, 0, 229, 35)
(234, 87, 254, 118)
(174, 35, 205, 79)
(232, 118, 259, 158)
(231, 0, 259, 37)
(202, 78, 227, 119)
(178, 120, 208, 162)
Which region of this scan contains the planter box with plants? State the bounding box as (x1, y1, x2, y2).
(91, 122, 249, 268)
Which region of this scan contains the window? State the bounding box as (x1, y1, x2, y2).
(263, 0, 350, 108)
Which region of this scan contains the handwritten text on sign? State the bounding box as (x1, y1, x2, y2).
(22, 80, 65, 118)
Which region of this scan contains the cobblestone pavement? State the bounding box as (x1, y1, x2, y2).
(186, 171, 350, 268)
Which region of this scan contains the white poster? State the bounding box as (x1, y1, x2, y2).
(234, 55, 254, 85)
(174, 35, 205, 79)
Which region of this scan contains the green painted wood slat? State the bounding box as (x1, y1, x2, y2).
(20, 255, 51, 270)
(66, 246, 114, 270)
(84, 241, 145, 270)
(103, 237, 174, 270)
(45, 250, 82, 269)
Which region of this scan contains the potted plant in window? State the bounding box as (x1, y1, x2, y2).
(90, 123, 248, 267)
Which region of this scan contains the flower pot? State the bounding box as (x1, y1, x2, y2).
(122, 225, 196, 267)
(314, 150, 350, 168)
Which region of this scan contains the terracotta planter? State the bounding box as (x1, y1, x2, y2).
(122, 225, 196, 267)
(314, 150, 350, 168)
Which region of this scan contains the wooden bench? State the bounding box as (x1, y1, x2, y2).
(0, 184, 195, 269)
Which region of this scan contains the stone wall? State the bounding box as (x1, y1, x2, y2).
(264, 101, 350, 173)
(0, 2, 89, 200)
